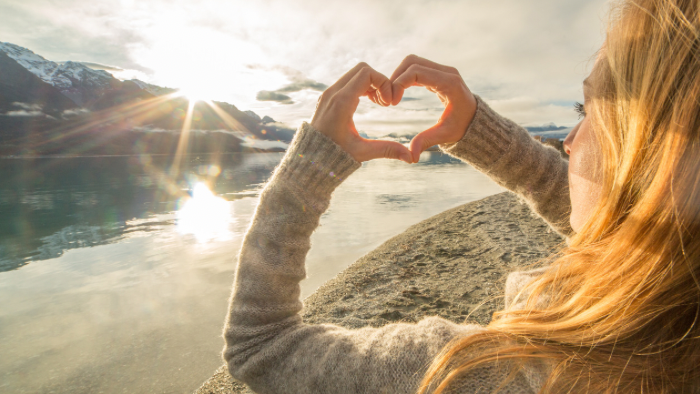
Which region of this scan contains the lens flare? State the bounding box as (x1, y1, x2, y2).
(176, 183, 232, 242)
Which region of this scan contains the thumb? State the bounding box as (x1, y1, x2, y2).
(409, 125, 441, 163)
(361, 139, 413, 163)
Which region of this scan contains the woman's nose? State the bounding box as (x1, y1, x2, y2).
(563, 123, 580, 156)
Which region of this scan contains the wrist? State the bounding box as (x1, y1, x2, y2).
(273, 122, 361, 199)
(439, 95, 513, 169)
(463, 91, 478, 135)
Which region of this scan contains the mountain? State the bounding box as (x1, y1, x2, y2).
(0, 42, 121, 106)
(128, 79, 176, 96)
(525, 123, 572, 142)
(524, 123, 570, 133)
(0, 50, 77, 114)
(0, 42, 295, 156)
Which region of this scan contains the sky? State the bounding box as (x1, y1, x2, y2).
(0, 0, 609, 136)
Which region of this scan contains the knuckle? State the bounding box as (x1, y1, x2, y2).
(448, 73, 463, 84)
(448, 66, 459, 75)
(406, 64, 422, 74)
(406, 54, 419, 63)
(356, 62, 369, 70)
(383, 145, 396, 159)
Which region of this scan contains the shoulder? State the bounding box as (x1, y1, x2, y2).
(504, 266, 549, 311)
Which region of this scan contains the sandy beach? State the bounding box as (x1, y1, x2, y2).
(194, 191, 566, 394)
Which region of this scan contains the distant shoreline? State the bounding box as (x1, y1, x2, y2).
(0, 149, 287, 160)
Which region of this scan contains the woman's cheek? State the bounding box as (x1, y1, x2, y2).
(568, 119, 604, 233)
(569, 170, 603, 232)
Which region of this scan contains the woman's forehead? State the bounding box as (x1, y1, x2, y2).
(583, 55, 606, 99)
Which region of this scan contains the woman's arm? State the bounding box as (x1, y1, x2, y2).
(390, 55, 572, 237)
(224, 122, 510, 394)
(440, 96, 572, 237)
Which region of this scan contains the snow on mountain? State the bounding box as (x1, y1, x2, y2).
(1, 42, 69, 88)
(0, 43, 106, 88)
(58, 61, 113, 81)
(0, 42, 119, 105)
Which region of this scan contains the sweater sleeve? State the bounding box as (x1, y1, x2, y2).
(440, 96, 573, 237)
(223, 123, 535, 394)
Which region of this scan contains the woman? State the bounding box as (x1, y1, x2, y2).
(223, 0, 700, 392)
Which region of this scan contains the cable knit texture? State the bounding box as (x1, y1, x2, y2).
(224, 96, 572, 393)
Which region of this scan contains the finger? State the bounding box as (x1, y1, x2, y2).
(366, 90, 377, 104)
(391, 84, 405, 105)
(364, 88, 380, 105)
(339, 66, 392, 107)
(324, 62, 371, 98)
(361, 139, 413, 163)
(409, 124, 443, 163)
(390, 54, 460, 82)
(391, 64, 463, 106)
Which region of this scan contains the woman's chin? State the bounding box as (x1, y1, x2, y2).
(569, 213, 583, 234)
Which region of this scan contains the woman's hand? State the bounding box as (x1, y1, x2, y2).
(390, 55, 478, 163)
(311, 63, 413, 164)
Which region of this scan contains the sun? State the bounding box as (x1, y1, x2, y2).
(177, 86, 212, 103)
(175, 81, 222, 104)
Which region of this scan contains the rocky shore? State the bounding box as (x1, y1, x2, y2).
(195, 192, 566, 394)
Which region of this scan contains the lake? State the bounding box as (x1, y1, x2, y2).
(0, 151, 503, 394)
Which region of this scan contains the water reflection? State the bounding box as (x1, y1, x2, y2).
(0, 153, 281, 271)
(177, 183, 232, 242)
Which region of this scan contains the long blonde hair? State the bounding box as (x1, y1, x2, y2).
(420, 0, 700, 392)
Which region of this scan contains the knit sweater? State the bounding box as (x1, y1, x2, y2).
(223, 96, 572, 394)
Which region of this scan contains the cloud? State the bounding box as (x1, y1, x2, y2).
(485, 97, 580, 127)
(250, 65, 327, 104)
(276, 80, 327, 93)
(12, 102, 42, 111)
(62, 108, 91, 118)
(77, 62, 124, 72)
(256, 91, 293, 105)
(63, 62, 148, 82)
(0, 0, 608, 128)
(0, 0, 151, 73)
(5, 110, 44, 117)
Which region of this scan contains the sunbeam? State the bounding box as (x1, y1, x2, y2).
(205, 101, 250, 135)
(169, 99, 196, 178)
(21, 93, 182, 153)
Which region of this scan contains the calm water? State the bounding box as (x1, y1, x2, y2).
(0, 152, 503, 394)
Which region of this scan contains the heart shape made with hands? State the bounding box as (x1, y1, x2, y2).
(310, 56, 478, 164)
